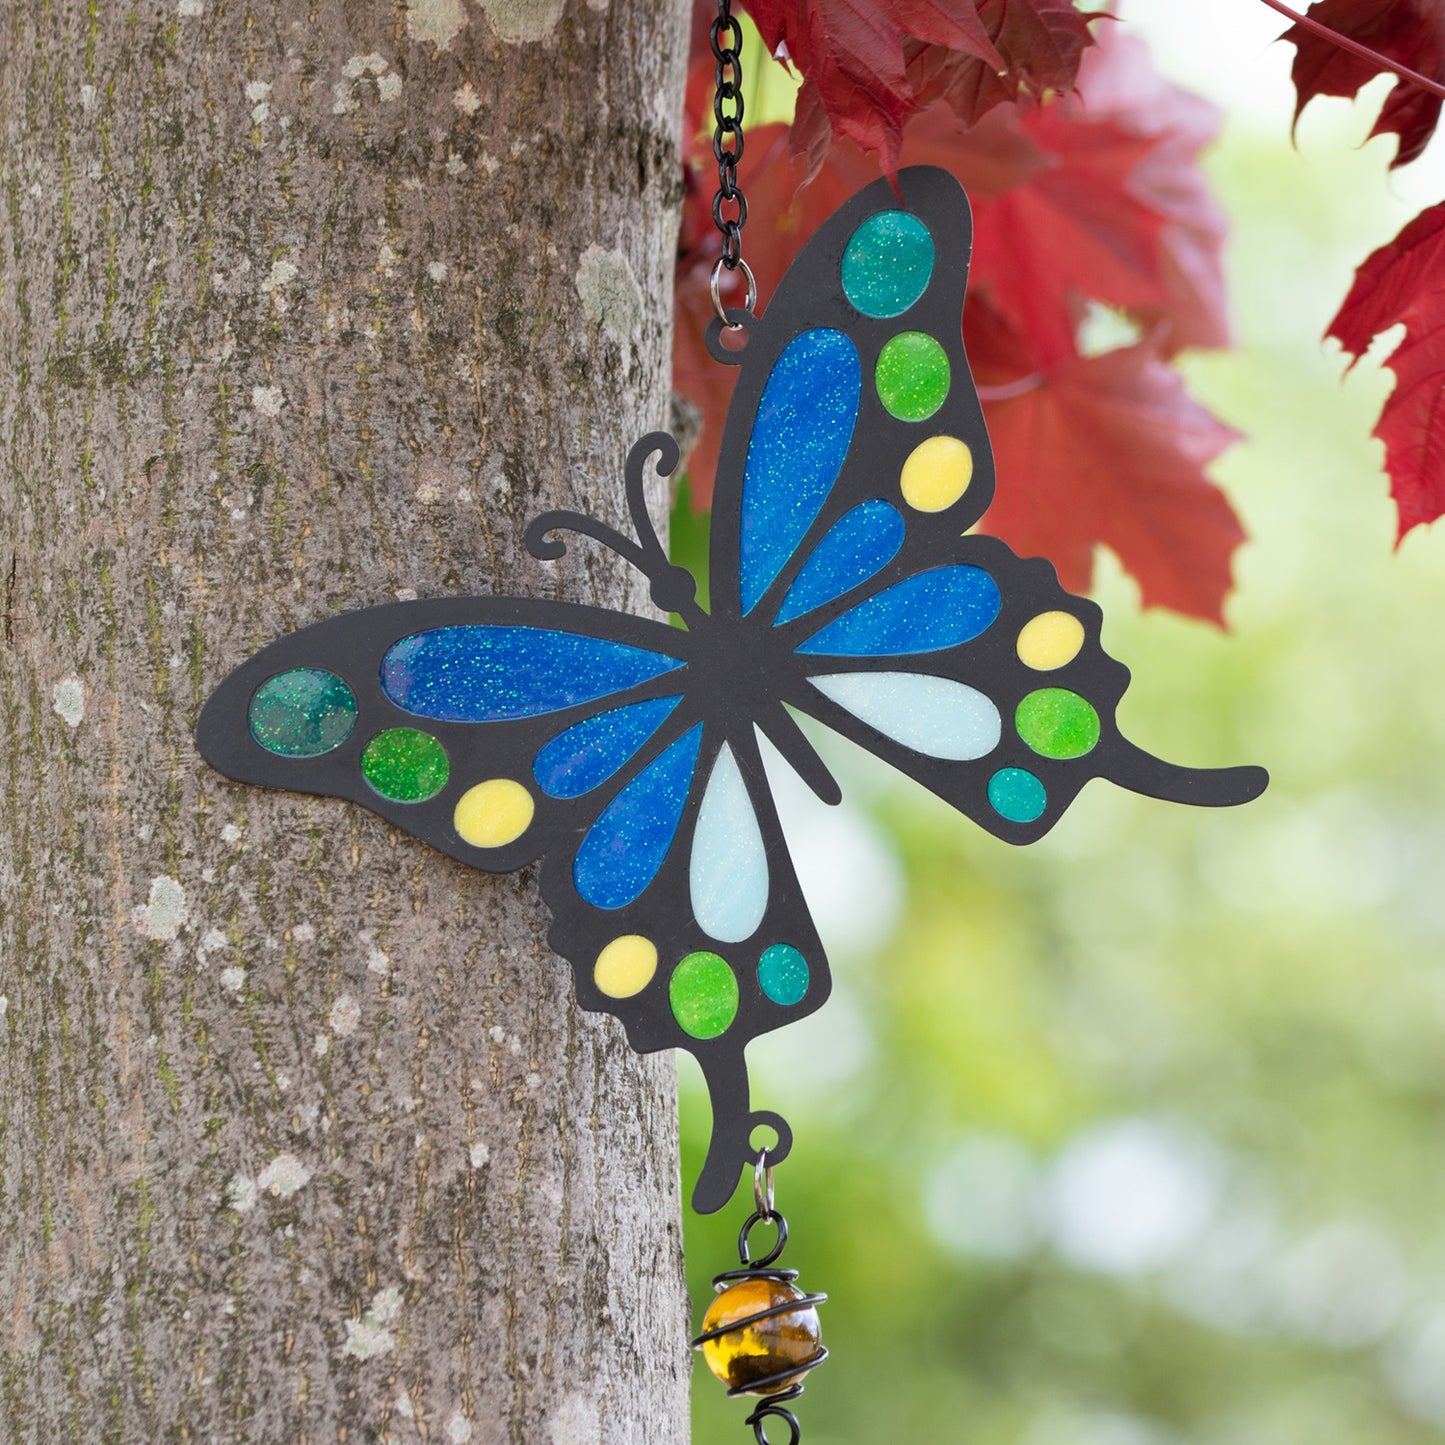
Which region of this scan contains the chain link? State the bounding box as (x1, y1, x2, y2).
(710, 0, 754, 323)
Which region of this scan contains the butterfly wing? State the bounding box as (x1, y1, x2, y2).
(704, 164, 1267, 832)
(197, 592, 826, 1211)
(197, 595, 697, 874)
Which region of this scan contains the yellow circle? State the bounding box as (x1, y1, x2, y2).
(453, 778, 534, 848)
(1017, 611, 1086, 671)
(900, 435, 973, 512)
(594, 935, 659, 999)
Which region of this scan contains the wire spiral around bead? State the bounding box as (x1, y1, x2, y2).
(691, 1204, 828, 1441)
(744, 1381, 805, 1445)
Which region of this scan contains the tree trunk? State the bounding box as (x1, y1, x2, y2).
(0, 1, 692, 1439)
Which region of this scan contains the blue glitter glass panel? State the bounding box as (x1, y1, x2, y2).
(574, 724, 703, 909)
(740, 329, 861, 616)
(797, 566, 1001, 656)
(532, 695, 683, 800)
(841, 211, 935, 319)
(381, 626, 685, 722)
(774, 501, 906, 625)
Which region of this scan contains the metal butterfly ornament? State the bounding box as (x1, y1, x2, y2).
(197, 161, 1267, 1214)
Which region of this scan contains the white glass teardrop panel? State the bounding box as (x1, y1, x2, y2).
(689, 742, 769, 943)
(810, 671, 1001, 760)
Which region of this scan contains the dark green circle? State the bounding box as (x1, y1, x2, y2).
(669, 951, 739, 1040)
(1016, 689, 1101, 760)
(757, 944, 809, 1007)
(842, 211, 935, 318)
(876, 332, 950, 420)
(987, 767, 1048, 823)
(361, 728, 450, 802)
(249, 668, 357, 758)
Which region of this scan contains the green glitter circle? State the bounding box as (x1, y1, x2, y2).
(987, 767, 1048, 823)
(669, 951, 739, 1040)
(757, 944, 809, 1007)
(361, 728, 450, 802)
(1015, 689, 1101, 760)
(876, 332, 950, 420)
(842, 211, 935, 318)
(249, 669, 357, 758)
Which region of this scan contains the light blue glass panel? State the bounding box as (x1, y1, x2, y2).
(740, 329, 861, 616)
(810, 672, 1001, 760)
(574, 725, 702, 909)
(841, 211, 935, 319)
(533, 696, 682, 800)
(774, 501, 906, 625)
(381, 626, 684, 722)
(689, 744, 768, 943)
(797, 566, 1001, 656)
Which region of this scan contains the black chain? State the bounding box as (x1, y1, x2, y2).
(710, 0, 747, 273)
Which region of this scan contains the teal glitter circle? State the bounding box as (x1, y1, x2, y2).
(757, 944, 810, 1007)
(988, 767, 1048, 824)
(248, 668, 357, 758)
(841, 211, 935, 318)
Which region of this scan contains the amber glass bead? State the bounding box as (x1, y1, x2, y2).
(699, 1278, 824, 1396)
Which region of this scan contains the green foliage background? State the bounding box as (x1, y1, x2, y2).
(673, 18, 1445, 1443)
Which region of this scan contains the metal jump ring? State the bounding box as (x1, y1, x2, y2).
(753, 1147, 775, 1215)
(709, 256, 756, 328)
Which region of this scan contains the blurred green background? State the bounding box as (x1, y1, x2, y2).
(674, 3, 1445, 1441)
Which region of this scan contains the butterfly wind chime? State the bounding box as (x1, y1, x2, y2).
(197, 7, 1267, 1438)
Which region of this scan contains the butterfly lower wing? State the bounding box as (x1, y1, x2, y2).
(780, 531, 1266, 839)
(535, 723, 830, 1213)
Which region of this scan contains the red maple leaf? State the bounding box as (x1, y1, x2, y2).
(906, 0, 1100, 128)
(969, 35, 1228, 365)
(966, 299, 1244, 622)
(742, 0, 1103, 174)
(1328, 201, 1445, 538)
(1282, 0, 1445, 168)
(740, 0, 1005, 170)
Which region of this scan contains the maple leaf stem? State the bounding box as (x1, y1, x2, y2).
(1256, 0, 1445, 101)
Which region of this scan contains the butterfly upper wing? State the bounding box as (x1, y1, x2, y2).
(708, 167, 994, 624)
(704, 165, 1266, 834)
(196, 595, 699, 876)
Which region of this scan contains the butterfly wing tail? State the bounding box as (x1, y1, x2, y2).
(1109, 739, 1269, 809)
(691, 1045, 795, 1215)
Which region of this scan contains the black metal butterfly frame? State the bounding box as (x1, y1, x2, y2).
(197, 167, 1267, 1214)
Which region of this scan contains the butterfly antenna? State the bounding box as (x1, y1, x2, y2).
(525, 432, 706, 624)
(623, 432, 706, 621)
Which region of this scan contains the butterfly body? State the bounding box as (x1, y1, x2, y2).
(197, 166, 1266, 1214)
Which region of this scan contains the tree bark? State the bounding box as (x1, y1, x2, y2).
(0, 0, 692, 1439)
